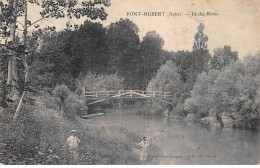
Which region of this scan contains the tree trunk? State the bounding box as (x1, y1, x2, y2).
(13, 91, 25, 122)
(9, 55, 19, 100)
(7, 0, 19, 101)
(0, 55, 7, 108)
(6, 57, 12, 86)
(22, 0, 29, 85)
(60, 97, 65, 116)
(13, 0, 28, 121)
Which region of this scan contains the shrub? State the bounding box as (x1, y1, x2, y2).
(37, 92, 59, 110)
(53, 84, 70, 100)
(76, 72, 124, 94)
(65, 93, 88, 118)
(184, 54, 260, 129)
(184, 69, 220, 117)
(147, 60, 184, 114)
(53, 84, 70, 116)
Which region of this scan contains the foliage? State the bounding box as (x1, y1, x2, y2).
(77, 72, 124, 92)
(38, 90, 87, 118)
(184, 69, 220, 117)
(0, 0, 110, 32)
(0, 0, 111, 107)
(184, 54, 260, 129)
(53, 84, 70, 100)
(39, 0, 110, 21)
(107, 18, 141, 89)
(210, 45, 238, 70)
(75, 20, 109, 75)
(32, 21, 110, 90)
(65, 93, 88, 117)
(147, 60, 184, 115)
(186, 23, 211, 90)
(37, 91, 60, 110)
(169, 50, 193, 83)
(29, 18, 171, 91)
(193, 23, 208, 51)
(0, 92, 139, 165)
(140, 31, 164, 89)
(147, 60, 182, 94)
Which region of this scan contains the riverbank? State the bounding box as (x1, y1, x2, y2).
(1, 98, 259, 165)
(0, 99, 143, 165)
(78, 116, 162, 164)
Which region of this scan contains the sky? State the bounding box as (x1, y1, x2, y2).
(23, 0, 260, 59)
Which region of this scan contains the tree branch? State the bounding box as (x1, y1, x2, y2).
(16, 20, 25, 28)
(27, 7, 67, 29)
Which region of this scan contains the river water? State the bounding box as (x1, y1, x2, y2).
(89, 106, 259, 164)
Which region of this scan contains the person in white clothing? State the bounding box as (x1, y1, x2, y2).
(66, 130, 80, 164)
(137, 136, 150, 161)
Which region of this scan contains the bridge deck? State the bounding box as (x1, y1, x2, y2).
(85, 90, 172, 99)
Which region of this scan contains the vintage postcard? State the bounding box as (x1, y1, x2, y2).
(0, 0, 259, 165)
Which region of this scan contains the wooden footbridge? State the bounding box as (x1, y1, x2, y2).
(85, 90, 173, 105)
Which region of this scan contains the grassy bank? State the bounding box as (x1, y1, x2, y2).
(0, 93, 142, 165)
(78, 115, 162, 165)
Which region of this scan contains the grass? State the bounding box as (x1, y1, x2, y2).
(0, 92, 141, 165)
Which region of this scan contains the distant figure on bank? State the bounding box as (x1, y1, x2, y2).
(137, 136, 150, 161)
(66, 130, 80, 163)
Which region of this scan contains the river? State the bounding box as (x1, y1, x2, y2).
(88, 106, 259, 165)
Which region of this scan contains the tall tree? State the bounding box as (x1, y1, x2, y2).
(32, 20, 109, 89)
(193, 23, 208, 51)
(187, 23, 211, 90)
(193, 23, 210, 70)
(140, 31, 164, 89)
(107, 18, 141, 89)
(76, 20, 109, 75)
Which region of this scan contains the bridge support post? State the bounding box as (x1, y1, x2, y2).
(82, 86, 86, 97)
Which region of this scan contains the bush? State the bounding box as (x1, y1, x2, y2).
(147, 60, 184, 114)
(184, 54, 260, 129)
(0, 99, 78, 165)
(53, 84, 70, 116)
(53, 84, 70, 100)
(37, 92, 59, 110)
(65, 93, 88, 117)
(184, 69, 220, 116)
(38, 89, 87, 120)
(76, 72, 124, 94)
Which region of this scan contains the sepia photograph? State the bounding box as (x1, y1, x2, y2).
(0, 0, 259, 165)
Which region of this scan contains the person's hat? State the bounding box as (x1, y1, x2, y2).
(70, 130, 77, 133)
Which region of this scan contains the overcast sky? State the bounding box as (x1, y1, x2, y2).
(25, 0, 260, 59)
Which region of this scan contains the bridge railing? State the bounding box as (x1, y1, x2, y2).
(85, 90, 172, 99)
(85, 91, 118, 98)
(143, 91, 172, 98)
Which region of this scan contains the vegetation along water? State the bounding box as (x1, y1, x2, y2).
(0, 0, 259, 165)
